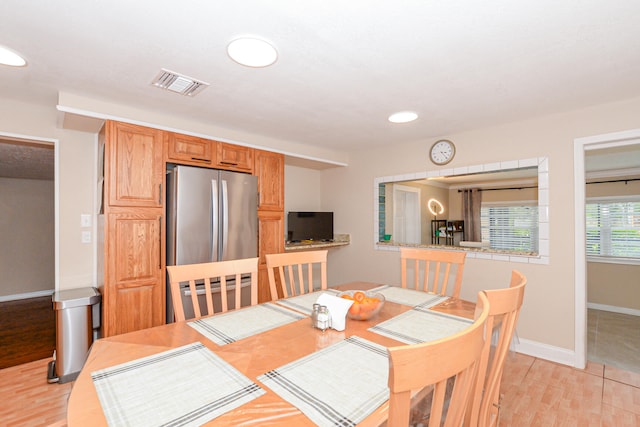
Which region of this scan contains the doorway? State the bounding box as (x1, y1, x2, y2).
(0, 135, 57, 368)
(0, 137, 55, 299)
(574, 129, 640, 370)
(393, 184, 421, 244)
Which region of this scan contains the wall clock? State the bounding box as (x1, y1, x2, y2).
(429, 139, 456, 165)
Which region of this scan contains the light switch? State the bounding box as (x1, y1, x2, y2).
(81, 230, 92, 244)
(81, 214, 92, 227)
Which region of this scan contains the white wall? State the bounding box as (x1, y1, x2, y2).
(284, 164, 323, 239)
(0, 177, 54, 296)
(586, 179, 640, 311)
(56, 129, 96, 289)
(321, 96, 640, 365)
(0, 98, 96, 292)
(284, 164, 322, 213)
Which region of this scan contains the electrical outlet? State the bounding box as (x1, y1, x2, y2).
(81, 214, 91, 227)
(81, 230, 92, 244)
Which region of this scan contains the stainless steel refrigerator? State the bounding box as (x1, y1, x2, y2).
(166, 164, 258, 322)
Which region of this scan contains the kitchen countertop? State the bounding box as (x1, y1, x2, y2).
(284, 234, 350, 251)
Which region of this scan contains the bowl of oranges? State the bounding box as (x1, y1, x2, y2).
(338, 290, 385, 320)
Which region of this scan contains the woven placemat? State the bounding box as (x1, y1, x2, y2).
(368, 285, 449, 307)
(92, 342, 265, 426)
(258, 336, 389, 426)
(188, 302, 305, 345)
(369, 307, 473, 344)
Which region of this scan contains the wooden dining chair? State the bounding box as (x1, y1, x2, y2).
(387, 291, 490, 427)
(166, 257, 259, 322)
(466, 269, 527, 427)
(265, 249, 327, 300)
(400, 247, 466, 298)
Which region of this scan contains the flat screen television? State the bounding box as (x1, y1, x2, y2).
(287, 211, 334, 242)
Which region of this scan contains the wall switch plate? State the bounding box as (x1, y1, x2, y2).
(81, 214, 91, 227)
(81, 230, 92, 243)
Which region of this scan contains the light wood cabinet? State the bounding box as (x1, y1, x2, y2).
(104, 209, 164, 336)
(255, 149, 284, 211)
(100, 121, 285, 331)
(165, 132, 213, 166)
(101, 121, 165, 337)
(255, 150, 285, 302)
(216, 142, 254, 172)
(257, 210, 284, 302)
(106, 121, 164, 208)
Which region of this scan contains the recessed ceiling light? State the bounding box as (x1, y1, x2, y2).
(388, 111, 418, 123)
(227, 37, 278, 68)
(0, 45, 26, 67)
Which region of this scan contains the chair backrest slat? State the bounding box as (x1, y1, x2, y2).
(166, 257, 259, 322)
(387, 292, 490, 426)
(266, 250, 328, 300)
(400, 247, 466, 298)
(466, 269, 527, 427)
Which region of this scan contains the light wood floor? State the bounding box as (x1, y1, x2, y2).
(2, 352, 640, 426)
(0, 358, 72, 426)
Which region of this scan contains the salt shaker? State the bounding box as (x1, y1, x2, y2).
(311, 303, 321, 327)
(317, 305, 331, 331)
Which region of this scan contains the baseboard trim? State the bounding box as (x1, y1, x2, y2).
(513, 338, 577, 368)
(0, 290, 54, 302)
(587, 302, 640, 317)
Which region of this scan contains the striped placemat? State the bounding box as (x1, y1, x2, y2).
(368, 284, 449, 308)
(91, 342, 265, 427)
(273, 289, 340, 315)
(188, 302, 306, 345)
(369, 307, 473, 345)
(258, 336, 389, 427)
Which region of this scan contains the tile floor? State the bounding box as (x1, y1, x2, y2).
(588, 308, 640, 374)
(496, 309, 640, 425)
(498, 352, 640, 426)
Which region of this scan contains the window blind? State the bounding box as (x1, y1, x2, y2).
(586, 199, 640, 258)
(481, 203, 539, 252)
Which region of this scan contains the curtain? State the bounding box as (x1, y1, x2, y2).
(462, 189, 482, 242)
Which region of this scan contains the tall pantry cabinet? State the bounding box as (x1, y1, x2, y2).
(99, 121, 165, 337)
(255, 149, 285, 303)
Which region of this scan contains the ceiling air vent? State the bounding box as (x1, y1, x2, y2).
(151, 69, 209, 96)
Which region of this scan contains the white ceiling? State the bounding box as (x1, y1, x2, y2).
(2, 0, 640, 156)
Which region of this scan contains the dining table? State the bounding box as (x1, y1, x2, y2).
(66, 281, 475, 427)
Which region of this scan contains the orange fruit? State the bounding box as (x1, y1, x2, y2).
(361, 301, 375, 312)
(340, 294, 354, 300)
(349, 304, 361, 316)
(353, 291, 366, 303)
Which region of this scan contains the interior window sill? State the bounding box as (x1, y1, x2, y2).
(375, 240, 539, 257)
(586, 256, 640, 266)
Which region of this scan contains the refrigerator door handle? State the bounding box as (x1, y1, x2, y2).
(211, 179, 218, 262)
(221, 179, 229, 259)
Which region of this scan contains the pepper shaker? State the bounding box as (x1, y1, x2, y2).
(311, 303, 321, 328)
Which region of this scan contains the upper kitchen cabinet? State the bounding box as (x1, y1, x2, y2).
(216, 142, 254, 173)
(255, 149, 284, 211)
(105, 121, 164, 208)
(165, 132, 214, 166)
